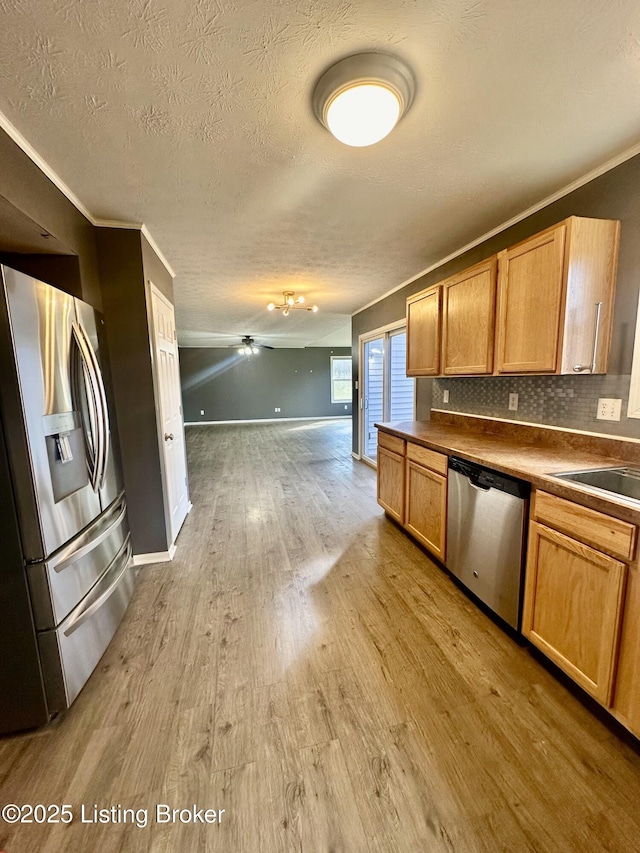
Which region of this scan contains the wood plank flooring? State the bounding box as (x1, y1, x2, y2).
(2, 418, 640, 851)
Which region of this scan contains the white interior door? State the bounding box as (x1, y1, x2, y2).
(149, 283, 189, 546)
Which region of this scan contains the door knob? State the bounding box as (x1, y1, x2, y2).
(164, 433, 174, 441)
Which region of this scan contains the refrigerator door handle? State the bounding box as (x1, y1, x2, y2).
(76, 322, 111, 490)
(63, 535, 132, 637)
(49, 492, 127, 573)
(71, 322, 106, 491)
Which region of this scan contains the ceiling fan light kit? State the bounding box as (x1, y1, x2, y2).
(312, 52, 416, 147)
(235, 336, 274, 355)
(267, 291, 318, 315)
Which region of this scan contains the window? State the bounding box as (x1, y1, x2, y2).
(331, 356, 352, 403)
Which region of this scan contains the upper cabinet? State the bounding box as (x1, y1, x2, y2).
(495, 217, 620, 375)
(406, 216, 620, 378)
(441, 257, 497, 375)
(407, 284, 441, 376)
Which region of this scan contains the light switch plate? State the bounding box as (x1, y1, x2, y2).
(443, 389, 449, 403)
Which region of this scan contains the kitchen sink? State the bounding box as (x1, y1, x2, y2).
(552, 467, 640, 503)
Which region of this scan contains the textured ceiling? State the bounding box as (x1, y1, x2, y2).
(1, 0, 640, 348)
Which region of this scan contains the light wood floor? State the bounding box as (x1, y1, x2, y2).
(2, 419, 640, 852)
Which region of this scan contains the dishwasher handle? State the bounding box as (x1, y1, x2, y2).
(468, 477, 491, 492)
(449, 456, 530, 499)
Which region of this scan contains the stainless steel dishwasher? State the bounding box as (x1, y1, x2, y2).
(446, 457, 530, 630)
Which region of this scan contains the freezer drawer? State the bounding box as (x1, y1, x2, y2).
(38, 533, 134, 713)
(27, 492, 128, 629)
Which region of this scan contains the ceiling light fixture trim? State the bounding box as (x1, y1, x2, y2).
(312, 52, 416, 147)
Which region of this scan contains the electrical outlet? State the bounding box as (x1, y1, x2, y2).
(200, 409, 205, 415)
(344, 405, 348, 410)
(274, 407, 281, 413)
(597, 398, 622, 421)
(443, 389, 449, 403)
(508, 393, 518, 411)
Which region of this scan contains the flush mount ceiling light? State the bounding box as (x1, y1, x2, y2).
(267, 291, 318, 317)
(312, 52, 416, 147)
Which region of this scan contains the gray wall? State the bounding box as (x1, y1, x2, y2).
(0, 130, 101, 308)
(96, 228, 172, 555)
(180, 347, 352, 422)
(352, 152, 640, 451)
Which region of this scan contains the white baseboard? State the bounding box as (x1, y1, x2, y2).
(133, 543, 177, 566)
(185, 415, 352, 426)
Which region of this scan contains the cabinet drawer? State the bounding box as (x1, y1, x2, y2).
(533, 490, 636, 562)
(406, 443, 448, 475)
(378, 432, 406, 456)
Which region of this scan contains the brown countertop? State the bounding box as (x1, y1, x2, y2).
(375, 415, 640, 526)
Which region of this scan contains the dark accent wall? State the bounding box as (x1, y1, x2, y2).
(96, 228, 171, 555)
(352, 152, 640, 452)
(180, 347, 352, 423)
(0, 131, 101, 308)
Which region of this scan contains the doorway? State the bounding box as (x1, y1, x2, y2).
(359, 323, 415, 465)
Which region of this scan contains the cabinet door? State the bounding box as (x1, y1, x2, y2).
(406, 285, 441, 376)
(522, 522, 626, 705)
(496, 224, 566, 373)
(377, 447, 405, 524)
(404, 461, 446, 560)
(612, 561, 640, 738)
(442, 258, 497, 375)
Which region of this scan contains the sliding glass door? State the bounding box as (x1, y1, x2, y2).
(360, 325, 414, 465)
(363, 338, 384, 461)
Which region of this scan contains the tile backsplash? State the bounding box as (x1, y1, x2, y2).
(432, 374, 640, 439)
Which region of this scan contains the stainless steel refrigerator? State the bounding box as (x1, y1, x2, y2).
(0, 265, 134, 734)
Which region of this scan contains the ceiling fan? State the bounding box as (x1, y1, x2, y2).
(233, 335, 274, 355)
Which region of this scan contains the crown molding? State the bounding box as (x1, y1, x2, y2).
(0, 108, 175, 280)
(354, 138, 640, 316)
(0, 109, 94, 222)
(140, 224, 175, 279)
(92, 218, 143, 229)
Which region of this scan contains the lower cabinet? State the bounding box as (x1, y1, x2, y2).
(405, 458, 447, 560)
(522, 521, 626, 705)
(376, 432, 406, 524)
(377, 446, 405, 524)
(613, 560, 640, 735)
(376, 430, 447, 562)
(523, 490, 637, 719)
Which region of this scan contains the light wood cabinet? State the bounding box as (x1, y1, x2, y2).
(376, 432, 447, 560)
(523, 489, 634, 708)
(612, 561, 640, 737)
(377, 446, 405, 523)
(523, 521, 626, 705)
(441, 257, 497, 375)
(406, 285, 441, 376)
(404, 447, 447, 560)
(496, 217, 620, 375)
(405, 216, 619, 378)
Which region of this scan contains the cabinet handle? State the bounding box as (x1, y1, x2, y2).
(573, 301, 603, 373)
(164, 433, 174, 441)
